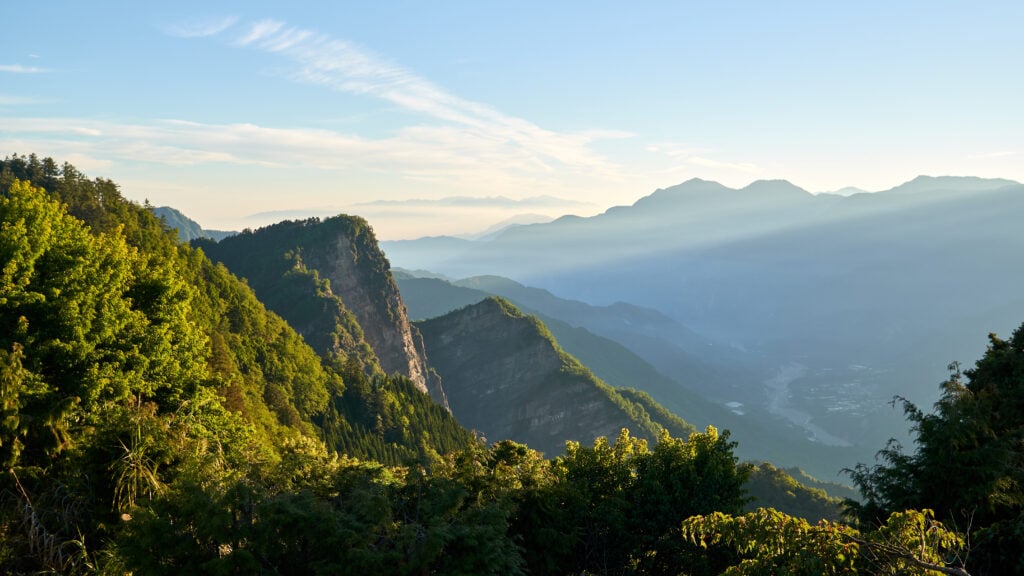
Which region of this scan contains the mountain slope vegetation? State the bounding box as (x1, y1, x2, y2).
(0, 155, 998, 575)
(417, 296, 700, 456)
(0, 154, 470, 467)
(199, 216, 447, 407)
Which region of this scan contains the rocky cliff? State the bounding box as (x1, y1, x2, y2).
(199, 216, 448, 409)
(416, 297, 692, 456)
(302, 222, 447, 408)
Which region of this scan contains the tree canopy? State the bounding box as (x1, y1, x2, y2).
(847, 325, 1024, 575)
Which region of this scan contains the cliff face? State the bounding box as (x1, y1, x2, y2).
(417, 297, 678, 456)
(200, 216, 448, 409)
(304, 227, 447, 408)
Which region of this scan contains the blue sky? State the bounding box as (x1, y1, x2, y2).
(2, 1, 1022, 238)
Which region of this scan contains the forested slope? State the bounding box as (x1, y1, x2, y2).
(0, 155, 995, 575)
(417, 297, 696, 456)
(200, 216, 448, 407)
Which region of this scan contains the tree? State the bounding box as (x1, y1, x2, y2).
(848, 324, 1024, 575)
(682, 507, 969, 575)
(510, 427, 749, 576)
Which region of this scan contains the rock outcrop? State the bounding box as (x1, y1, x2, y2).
(200, 216, 448, 409)
(303, 224, 447, 408)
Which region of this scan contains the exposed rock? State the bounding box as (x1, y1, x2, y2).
(305, 228, 447, 409)
(200, 216, 448, 409)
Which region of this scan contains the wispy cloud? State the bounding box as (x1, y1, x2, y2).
(969, 150, 1021, 159)
(580, 129, 636, 140)
(0, 94, 51, 106)
(228, 19, 618, 174)
(0, 116, 592, 184)
(0, 64, 46, 74)
(647, 142, 760, 174)
(236, 20, 284, 45)
(354, 195, 593, 208)
(687, 156, 759, 173)
(165, 16, 239, 38)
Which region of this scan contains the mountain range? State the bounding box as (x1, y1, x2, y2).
(394, 270, 858, 479)
(8, 154, 1015, 573)
(382, 175, 1024, 467)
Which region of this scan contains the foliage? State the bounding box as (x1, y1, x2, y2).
(0, 157, 477, 573)
(198, 215, 387, 371)
(616, 387, 697, 439)
(744, 462, 846, 522)
(118, 426, 748, 576)
(508, 427, 750, 576)
(3, 154, 467, 463)
(683, 507, 968, 575)
(847, 325, 1024, 574)
(324, 360, 474, 466)
(0, 177, 255, 572)
(782, 466, 861, 503)
(0, 162, 299, 567)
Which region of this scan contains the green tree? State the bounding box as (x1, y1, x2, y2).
(847, 325, 1024, 575)
(0, 177, 262, 573)
(744, 462, 845, 523)
(510, 427, 748, 576)
(683, 507, 969, 575)
(1, 179, 202, 468)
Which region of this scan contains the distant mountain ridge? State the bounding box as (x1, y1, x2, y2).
(382, 174, 1024, 466)
(382, 175, 1021, 280)
(152, 205, 235, 242)
(395, 270, 861, 479)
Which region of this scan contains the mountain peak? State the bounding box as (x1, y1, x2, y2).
(740, 179, 811, 199)
(631, 178, 730, 210)
(887, 175, 1020, 195)
(670, 177, 733, 193)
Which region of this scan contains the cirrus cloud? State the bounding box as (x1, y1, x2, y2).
(164, 16, 239, 38)
(228, 18, 621, 175)
(0, 64, 47, 74)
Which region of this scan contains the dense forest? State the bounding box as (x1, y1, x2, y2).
(1, 154, 1019, 574)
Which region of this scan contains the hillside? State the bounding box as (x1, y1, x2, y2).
(396, 271, 752, 401)
(0, 156, 481, 572)
(0, 155, 471, 467)
(416, 297, 694, 456)
(396, 271, 861, 479)
(199, 216, 448, 408)
(151, 205, 235, 242)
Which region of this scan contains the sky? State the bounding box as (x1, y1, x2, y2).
(2, 1, 1022, 239)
